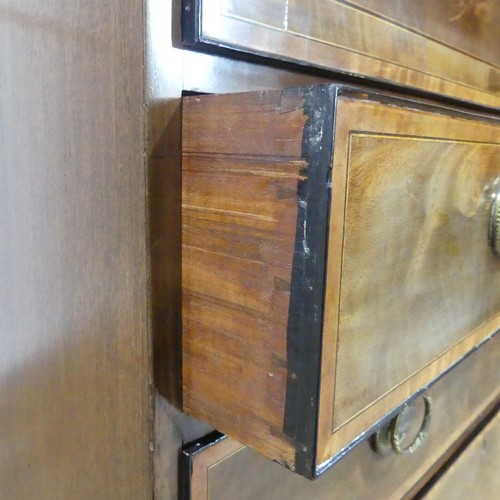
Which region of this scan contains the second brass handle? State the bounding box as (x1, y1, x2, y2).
(372, 394, 432, 457)
(390, 395, 432, 455)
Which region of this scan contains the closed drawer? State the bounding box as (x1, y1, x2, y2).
(182, 1, 500, 108)
(180, 337, 500, 499)
(424, 410, 499, 499)
(181, 84, 500, 477)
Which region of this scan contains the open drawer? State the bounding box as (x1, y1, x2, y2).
(181, 84, 500, 477)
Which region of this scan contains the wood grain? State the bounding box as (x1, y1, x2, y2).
(335, 134, 500, 427)
(227, 0, 495, 91)
(189, 0, 500, 108)
(182, 90, 306, 469)
(184, 437, 245, 499)
(182, 85, 500, 476)
(347, 0, 500, 65)
(424, 410, 499, 500)
(147, 0, 500, 495)
(318, 93, 500, 465)
(0, 1, 151, 497)
(182, 337, 500, 499)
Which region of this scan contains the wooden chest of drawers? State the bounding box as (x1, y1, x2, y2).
(181, 83, 500, 477)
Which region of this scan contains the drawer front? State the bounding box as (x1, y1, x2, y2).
(424, 410, 499, 500)
(181, 337, 500, 500)
(318, 92, 500, 467)
(335, 133, 499, 427)
(181, 84, 500, 477)
(183, 0, 500, 108)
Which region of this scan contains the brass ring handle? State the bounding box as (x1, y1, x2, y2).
(371, 395, 432, 457)
(390, 395, 432, 455)
(489, 183, 500, 256)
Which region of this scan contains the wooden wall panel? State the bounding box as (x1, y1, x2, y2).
(0, 1, 151, 498)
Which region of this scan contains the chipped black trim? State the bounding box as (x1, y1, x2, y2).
(283, 84, 338, 478)
(179, 431, 226, 500)
(282, 84, 499, 479)
(178, 447, 192, 500)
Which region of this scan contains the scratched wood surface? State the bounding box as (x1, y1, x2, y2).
(181, 338, 499, 500)
(146, 0, 331, 491)
(182, 90, 307, 469)
(190, 0, 500, 107)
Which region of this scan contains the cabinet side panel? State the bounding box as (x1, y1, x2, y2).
(182, 90, 309, 468)
(0, 1, 151, 497)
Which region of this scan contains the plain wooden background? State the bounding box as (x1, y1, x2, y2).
(0, 1, 152, 498)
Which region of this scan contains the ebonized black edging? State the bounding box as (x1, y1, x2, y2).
(282, 84, 337, 478)
(179, 431, 226, 500)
